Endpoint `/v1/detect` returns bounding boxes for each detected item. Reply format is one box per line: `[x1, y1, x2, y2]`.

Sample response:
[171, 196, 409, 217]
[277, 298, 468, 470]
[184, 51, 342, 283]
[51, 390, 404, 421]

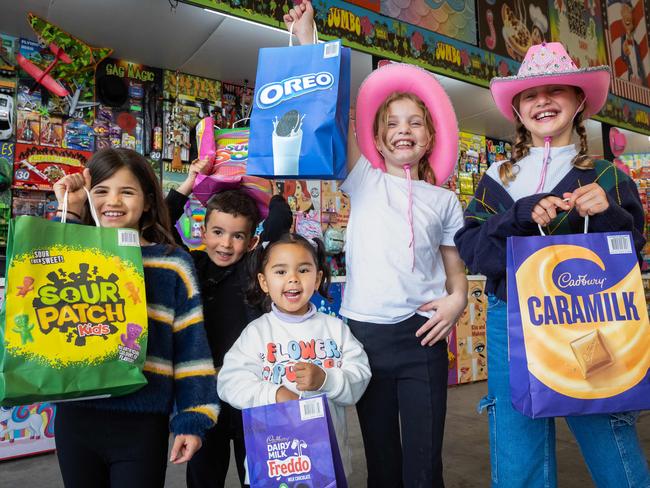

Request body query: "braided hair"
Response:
[497, 88, 594, 186]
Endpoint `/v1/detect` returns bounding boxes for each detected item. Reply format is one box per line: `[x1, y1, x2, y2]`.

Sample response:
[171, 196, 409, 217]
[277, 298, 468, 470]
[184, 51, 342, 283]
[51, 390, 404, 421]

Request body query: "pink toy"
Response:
[609, 127, 627, 157]
[193, 128, 272, 218]
[490, 42, 611, 122]
[355, 62, 459, 185]
[121, 323, 142, 351]
[16, 43, 71, 97]
[610, 127, 631, 175]
[196, 116, 216, 168]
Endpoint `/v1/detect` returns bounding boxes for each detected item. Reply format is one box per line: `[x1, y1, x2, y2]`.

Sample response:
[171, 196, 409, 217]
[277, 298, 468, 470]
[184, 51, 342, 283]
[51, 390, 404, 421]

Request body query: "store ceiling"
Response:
[1, 0, 648, 155]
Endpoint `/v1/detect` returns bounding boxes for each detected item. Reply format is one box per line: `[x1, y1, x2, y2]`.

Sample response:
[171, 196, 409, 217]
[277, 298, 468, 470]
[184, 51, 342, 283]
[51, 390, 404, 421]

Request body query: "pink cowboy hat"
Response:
[490, 42, 611, 122]
[355, 62, 458, 185]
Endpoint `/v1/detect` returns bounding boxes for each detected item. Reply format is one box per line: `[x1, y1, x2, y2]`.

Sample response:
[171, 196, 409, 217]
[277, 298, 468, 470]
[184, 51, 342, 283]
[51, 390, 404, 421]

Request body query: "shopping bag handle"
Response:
[538, 214, 589, 236]
[61, 187, 101, 227]
[288, 20, 318, 46]
[232, 117, 250, 127]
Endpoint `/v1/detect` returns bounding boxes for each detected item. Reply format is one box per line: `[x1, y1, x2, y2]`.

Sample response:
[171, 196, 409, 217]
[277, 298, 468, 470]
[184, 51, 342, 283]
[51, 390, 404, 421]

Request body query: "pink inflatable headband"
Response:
[355, 63, 459, 185]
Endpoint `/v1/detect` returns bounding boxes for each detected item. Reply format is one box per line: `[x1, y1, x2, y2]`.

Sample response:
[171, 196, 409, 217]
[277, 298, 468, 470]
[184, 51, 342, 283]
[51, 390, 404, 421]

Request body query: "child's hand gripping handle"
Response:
[56, 169, 100, 226]
[286, 1, 317, 46]
[538, 215, 589, 236]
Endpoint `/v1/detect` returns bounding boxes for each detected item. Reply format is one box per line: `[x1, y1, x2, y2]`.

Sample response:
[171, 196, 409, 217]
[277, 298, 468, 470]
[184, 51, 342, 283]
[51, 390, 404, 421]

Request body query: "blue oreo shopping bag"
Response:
[242, 395, 347, 487]
[248, 37, 350, 179]
[507, 224, 650, 418]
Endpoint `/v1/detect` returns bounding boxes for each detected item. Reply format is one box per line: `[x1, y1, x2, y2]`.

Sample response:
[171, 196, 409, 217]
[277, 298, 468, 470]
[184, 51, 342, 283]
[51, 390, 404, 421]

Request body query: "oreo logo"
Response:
[256, 72, 334, 109]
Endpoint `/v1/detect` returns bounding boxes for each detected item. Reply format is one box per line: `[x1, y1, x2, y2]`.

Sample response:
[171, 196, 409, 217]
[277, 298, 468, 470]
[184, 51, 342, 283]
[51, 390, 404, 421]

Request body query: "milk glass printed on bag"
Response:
[248, 40, 350, 179]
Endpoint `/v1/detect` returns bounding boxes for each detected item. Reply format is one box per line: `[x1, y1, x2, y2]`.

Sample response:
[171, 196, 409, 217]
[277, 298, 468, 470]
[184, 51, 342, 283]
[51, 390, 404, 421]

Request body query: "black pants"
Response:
[55, 404, 169, 488]
[186, 402, 247, 488]
[349, 315, 448, 488]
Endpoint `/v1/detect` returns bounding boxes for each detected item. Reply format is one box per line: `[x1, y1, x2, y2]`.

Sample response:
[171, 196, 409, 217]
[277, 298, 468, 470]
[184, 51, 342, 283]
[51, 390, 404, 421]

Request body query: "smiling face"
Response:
[621, 4, 634, 34]
[257, 243, 322, 315]
[90, 167, 149, 231]
[516, 85, 584, 147]
[202, 210, 256, 267]
[374, 96, 433, 178]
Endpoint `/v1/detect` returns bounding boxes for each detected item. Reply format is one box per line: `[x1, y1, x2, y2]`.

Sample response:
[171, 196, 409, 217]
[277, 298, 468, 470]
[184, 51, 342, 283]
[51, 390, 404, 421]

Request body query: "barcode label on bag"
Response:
[323, 41, 340, 59]
[300, 397, 324, 420]
[607, 235, 632, 254]
[118, 229, 139, 247]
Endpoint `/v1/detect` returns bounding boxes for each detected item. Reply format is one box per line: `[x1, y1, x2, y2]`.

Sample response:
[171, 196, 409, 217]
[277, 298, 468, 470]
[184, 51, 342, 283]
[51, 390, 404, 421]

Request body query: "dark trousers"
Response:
[55, 404, 169, 488]
[349, 314, 448, 488]
[186, 402, 247, 488]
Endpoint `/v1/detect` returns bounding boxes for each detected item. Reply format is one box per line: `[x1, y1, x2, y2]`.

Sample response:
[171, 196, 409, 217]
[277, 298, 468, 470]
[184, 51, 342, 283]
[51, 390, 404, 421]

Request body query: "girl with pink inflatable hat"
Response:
[455, 42, 649, 487]
[286, 3, 467, 486]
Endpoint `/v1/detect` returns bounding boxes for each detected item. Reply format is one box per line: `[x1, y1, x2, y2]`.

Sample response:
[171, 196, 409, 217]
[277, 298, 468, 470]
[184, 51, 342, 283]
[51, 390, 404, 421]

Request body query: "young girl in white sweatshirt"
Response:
[217, 233, 371, 476]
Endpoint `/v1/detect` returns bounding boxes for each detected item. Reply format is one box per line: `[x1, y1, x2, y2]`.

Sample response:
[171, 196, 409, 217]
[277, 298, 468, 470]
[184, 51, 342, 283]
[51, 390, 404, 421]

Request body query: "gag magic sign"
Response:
[507, 231, 650, 417]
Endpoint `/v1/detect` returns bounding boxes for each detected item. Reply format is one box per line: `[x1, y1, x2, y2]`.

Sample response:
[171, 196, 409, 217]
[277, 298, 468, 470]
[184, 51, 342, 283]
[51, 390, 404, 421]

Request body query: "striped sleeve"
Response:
[168, 250, 220, 437]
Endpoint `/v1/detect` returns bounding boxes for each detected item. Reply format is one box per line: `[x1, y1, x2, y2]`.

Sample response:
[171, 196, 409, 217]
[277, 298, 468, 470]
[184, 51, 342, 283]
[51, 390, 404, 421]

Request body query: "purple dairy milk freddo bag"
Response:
[242, 395, 347, 487]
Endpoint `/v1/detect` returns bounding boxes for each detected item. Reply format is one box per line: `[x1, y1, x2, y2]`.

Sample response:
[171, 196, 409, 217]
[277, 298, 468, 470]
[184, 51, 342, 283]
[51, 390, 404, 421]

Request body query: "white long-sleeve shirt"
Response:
[218, 309, 371, 476]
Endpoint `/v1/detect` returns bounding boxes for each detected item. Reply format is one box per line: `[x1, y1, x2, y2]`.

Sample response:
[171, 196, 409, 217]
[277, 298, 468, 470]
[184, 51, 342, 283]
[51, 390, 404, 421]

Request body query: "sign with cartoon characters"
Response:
[448, 277, 488, 385]
[185, 0, 650, 134]
[12, 144, 91, 191]
[0, 403, 56, 460]
[478, 0, 550, 61]
[606, 0, 650, 105]
[380, 0, 477, 45]
[549, 0, 608, 68]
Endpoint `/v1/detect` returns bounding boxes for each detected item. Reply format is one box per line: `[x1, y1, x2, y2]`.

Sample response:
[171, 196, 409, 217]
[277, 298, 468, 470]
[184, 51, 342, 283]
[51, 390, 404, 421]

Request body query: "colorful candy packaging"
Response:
[243, 395, 346, 487]
[0, 215, 148, 405]
[248, 40, 350, 179]
[193, 128, 272, 219]
[507, 229, 650, 418]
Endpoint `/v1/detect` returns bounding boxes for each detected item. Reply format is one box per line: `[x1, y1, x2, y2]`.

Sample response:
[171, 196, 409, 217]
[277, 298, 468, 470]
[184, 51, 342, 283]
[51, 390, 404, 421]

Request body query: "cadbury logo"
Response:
[256, 72, 334, 109]
[557, 273, 607, 290]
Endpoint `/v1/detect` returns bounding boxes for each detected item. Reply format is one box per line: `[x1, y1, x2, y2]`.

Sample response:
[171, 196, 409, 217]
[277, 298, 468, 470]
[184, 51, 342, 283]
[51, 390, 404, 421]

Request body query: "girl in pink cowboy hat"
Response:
[286, 2, 468, 486]
[455, 42, 649, 487]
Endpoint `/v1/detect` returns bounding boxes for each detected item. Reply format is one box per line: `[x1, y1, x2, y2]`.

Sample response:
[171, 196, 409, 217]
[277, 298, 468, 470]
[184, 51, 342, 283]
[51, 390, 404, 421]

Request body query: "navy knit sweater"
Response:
[454, 160, 646, 302]
[77, 244, 220, 437]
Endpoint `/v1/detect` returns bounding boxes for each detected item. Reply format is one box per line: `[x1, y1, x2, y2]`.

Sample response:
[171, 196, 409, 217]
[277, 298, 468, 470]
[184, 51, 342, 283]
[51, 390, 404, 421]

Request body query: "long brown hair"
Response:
[498, 88, 594, 186]
[373, 92, 437, 184]
[84, 148, 177, 246]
